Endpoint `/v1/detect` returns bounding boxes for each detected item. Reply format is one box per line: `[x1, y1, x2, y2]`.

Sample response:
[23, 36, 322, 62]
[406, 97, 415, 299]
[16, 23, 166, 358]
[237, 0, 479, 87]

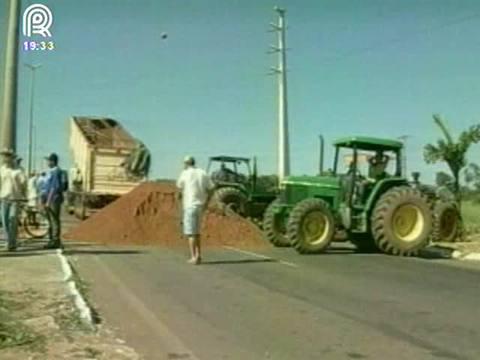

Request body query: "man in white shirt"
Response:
[0, 149, 26, 251]
[177, 156, 215, 264]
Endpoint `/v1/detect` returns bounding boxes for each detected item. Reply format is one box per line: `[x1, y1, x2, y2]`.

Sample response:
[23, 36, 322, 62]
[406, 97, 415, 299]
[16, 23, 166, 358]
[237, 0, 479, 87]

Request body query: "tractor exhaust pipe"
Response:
[319, 135, 324, 175]
[252, 156, 258, 190]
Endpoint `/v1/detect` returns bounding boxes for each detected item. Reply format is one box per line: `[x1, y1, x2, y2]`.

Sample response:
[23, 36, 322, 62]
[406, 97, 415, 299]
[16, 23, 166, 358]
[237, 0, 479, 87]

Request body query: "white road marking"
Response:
[452, 250, 480, 261]
[451, 250, 463, 259]
[223, 246, 299, 268]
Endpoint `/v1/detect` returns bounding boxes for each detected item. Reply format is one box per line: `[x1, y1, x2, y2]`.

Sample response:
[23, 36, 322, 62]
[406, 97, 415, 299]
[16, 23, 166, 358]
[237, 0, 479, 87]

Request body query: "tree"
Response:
[464, 163, 480, 191]
[424, 114, 480, 203]
[435, 171, 454, 188]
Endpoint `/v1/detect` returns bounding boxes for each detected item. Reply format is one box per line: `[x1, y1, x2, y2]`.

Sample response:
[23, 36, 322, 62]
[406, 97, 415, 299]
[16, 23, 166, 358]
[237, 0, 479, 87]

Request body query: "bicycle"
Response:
[16, 199, 49, 240]
[0, 199, 49, 249]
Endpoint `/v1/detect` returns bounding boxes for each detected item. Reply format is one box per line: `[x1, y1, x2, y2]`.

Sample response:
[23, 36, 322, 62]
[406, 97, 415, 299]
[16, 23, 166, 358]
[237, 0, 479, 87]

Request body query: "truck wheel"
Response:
[263, 199, 290, 247]
[214, 187, 247, 216]
[431, 201, 461, 243]
[74, 193, 87, 220]
[288, 198, 335, 254]
[372, 186, 432, 256]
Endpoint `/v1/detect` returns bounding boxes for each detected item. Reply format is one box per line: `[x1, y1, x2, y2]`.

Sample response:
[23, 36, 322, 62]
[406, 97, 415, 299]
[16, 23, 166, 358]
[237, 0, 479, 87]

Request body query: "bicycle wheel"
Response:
[23, 208, 49, 239]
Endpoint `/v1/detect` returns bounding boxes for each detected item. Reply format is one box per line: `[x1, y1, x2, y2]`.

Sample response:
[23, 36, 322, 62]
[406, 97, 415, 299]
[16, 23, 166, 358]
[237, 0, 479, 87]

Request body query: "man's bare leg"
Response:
[194, 235, 202, 264]
[187, 236, 196, 263]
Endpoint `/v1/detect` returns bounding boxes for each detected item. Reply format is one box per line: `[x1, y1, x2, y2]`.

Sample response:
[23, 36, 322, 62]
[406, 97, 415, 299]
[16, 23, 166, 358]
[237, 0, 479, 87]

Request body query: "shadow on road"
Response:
[64, 249, 144, 256]
[202, 258, 276, 265]
[0, 250, 46, 258]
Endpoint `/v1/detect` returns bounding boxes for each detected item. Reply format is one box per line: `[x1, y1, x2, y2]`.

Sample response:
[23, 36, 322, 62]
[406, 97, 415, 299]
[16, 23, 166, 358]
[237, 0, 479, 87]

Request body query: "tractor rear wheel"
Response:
[288, 198, 335, 254]
[431, 201, 461, 243]
[371, 186, 432, 256]
[263, 199, 290, 247]
[214, 187, 247, 216]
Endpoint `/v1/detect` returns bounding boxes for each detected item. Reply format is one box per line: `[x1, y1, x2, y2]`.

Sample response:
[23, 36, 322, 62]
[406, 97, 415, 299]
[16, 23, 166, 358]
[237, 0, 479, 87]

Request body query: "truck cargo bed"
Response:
[70, 116, 141, 195]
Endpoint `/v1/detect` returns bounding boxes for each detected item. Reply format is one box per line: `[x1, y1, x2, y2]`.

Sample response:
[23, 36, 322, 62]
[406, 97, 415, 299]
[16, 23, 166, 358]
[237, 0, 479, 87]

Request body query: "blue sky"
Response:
[1, 0, 480, 181]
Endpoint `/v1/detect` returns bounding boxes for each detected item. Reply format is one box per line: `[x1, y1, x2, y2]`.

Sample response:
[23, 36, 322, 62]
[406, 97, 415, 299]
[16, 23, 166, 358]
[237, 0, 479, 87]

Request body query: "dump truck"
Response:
[67, 116, 150, 219]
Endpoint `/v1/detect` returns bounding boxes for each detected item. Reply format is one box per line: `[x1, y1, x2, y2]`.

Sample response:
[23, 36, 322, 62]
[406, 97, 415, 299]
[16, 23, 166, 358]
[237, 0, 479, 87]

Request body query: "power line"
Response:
[317, 12, 480, 66]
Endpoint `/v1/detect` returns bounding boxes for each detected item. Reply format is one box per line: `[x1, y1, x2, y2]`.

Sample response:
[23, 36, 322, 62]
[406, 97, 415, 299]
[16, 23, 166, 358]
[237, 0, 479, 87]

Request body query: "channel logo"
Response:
[22, 3, 53, 38]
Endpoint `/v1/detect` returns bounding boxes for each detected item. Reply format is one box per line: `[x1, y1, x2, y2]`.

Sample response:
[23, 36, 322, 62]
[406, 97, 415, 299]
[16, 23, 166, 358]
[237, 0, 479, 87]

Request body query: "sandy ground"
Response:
[0, 248, 141, 360]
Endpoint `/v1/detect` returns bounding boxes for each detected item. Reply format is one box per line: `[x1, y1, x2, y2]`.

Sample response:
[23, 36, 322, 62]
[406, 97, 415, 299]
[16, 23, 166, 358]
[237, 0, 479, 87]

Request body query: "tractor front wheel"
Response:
[431, 201, 461, 243]
[372, 186, 432, 256]
[288, 198, 335, 254]
[263, 199, 290, 247]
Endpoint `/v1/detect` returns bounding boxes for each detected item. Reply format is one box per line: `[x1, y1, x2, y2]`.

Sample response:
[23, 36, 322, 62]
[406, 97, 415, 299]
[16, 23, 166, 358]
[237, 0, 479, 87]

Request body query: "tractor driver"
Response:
[355, 151, 390, 204]
[368, 151, 390, 180]
[216, 163, 237, 182]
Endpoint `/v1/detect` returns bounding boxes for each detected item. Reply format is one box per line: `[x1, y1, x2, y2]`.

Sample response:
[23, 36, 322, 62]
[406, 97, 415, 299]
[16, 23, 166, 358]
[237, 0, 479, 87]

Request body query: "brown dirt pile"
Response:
[64, 182, 267, 249]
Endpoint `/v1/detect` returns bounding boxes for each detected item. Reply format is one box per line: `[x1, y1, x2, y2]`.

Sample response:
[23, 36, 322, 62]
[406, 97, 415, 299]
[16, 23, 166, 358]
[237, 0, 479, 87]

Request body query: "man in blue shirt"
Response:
[41, 153, 64, 249]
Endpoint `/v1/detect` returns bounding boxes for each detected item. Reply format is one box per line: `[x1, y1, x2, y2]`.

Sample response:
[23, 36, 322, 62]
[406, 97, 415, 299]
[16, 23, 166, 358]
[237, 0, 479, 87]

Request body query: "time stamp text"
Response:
[23, 41, 56, 51]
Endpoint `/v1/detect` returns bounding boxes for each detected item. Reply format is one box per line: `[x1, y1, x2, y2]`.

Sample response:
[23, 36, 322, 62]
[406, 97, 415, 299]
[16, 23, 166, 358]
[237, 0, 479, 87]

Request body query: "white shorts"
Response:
[183, 206, 203, 236]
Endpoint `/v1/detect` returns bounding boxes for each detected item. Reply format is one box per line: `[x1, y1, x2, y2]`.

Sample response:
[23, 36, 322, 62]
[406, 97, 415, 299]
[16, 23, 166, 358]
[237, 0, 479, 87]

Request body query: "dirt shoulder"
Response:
[0, 249, 140, 360]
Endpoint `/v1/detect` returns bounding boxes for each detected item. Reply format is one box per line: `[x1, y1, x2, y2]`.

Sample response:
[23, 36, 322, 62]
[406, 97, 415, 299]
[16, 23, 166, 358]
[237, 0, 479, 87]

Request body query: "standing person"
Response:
[0, 149, 26, 251]
[27, 172, 39, 208]
[41, 153, 66, 249]
[37, 171, 48, 196]
[176, 156, 214, 265]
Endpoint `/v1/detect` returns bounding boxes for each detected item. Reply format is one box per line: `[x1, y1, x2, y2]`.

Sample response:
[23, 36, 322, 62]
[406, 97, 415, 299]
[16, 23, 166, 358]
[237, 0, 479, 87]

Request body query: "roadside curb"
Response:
[418, 245, 480, 261]
[418, 246, 455, 259]
[56, 249, 95, 328]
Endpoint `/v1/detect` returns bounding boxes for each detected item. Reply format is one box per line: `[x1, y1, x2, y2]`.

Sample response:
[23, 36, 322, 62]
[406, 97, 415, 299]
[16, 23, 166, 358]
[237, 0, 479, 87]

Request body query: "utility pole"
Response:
[0, 0, 20, 152]
[269, 6, 290, 183]
[32, 124, 37, 171]
[24, 63, 42, 175]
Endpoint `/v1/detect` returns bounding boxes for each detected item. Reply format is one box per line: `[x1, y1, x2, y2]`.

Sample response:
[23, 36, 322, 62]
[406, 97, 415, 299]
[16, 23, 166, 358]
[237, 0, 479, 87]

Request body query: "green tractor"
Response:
[207, 156, 277, 220]
[263, 136, 461, 255]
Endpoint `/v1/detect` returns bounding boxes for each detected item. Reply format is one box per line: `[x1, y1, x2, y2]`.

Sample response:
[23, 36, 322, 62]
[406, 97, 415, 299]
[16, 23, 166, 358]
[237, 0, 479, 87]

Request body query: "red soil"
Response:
[64, 182, 267, 249]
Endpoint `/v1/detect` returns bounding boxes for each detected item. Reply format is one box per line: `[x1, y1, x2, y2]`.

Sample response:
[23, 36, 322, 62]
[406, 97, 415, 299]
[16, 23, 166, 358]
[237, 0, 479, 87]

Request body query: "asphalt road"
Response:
[67, 243, 480, 360]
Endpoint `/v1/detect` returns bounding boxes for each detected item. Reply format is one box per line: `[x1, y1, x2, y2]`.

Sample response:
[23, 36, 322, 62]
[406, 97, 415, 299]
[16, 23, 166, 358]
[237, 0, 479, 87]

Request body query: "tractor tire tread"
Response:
[288, 198, 335, 254]
[263, 199, 290, 247]
[371, 186, 432, 256]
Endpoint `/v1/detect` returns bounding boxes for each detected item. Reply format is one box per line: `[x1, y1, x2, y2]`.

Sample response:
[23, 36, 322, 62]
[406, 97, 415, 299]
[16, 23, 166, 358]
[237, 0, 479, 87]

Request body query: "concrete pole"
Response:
[32, 124, 36, 171]
[25, 63, 42, 175]
[0, 0, 20, 152]
[274, 7, 290, 183]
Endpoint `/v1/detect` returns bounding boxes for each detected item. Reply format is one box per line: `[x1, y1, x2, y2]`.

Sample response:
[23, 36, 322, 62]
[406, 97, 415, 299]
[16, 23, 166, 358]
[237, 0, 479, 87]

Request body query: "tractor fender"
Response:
[215, 184, 248, 196]
[364, 178, 408, 215]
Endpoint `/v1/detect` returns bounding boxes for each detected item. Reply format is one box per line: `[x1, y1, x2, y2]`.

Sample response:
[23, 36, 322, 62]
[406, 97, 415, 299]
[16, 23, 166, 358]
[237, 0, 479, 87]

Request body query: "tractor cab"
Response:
[333, 137, 404, 209]
[207, 155, 253, 191]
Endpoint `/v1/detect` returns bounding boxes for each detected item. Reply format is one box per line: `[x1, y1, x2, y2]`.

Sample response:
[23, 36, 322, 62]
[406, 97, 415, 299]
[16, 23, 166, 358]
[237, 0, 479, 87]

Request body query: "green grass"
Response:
[461, 201, 480, 234]
[0, 291, 45, 351]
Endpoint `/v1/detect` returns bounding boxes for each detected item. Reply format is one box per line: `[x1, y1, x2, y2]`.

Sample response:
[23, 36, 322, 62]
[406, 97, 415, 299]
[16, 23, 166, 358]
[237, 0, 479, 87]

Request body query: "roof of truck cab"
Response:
[333, 136, 403, 151]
